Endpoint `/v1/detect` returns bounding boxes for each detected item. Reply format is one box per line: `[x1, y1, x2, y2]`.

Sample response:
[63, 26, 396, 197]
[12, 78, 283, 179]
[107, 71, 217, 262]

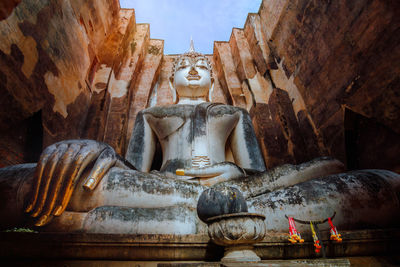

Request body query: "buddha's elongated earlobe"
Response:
[208, 77, 214, 102]
[169, 76, 178, 104]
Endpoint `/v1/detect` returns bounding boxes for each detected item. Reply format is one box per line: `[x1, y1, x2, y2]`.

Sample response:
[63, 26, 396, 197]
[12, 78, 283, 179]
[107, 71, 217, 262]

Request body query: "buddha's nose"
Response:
[189, 65, 198, 75]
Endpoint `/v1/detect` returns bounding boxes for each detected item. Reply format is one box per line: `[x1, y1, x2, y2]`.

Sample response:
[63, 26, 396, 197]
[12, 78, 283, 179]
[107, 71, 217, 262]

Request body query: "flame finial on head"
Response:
[182, 38, 202, 58]
[189, 37, 195, 53]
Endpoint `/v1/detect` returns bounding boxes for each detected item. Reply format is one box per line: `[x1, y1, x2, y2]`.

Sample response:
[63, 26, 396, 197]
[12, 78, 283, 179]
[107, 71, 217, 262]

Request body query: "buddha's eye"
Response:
[177, 64, 188, 70]
[196, 65, 208, 70]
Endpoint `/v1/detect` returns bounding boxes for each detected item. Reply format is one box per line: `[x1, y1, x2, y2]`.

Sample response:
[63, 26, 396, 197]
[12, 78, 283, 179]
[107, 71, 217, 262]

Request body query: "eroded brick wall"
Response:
[211, 0, 400, 171]
[0, 0, 119, 166]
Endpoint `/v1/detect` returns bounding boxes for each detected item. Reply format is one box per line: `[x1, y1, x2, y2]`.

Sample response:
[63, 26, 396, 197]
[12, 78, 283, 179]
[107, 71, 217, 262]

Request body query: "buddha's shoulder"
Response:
[208, 103, 247, 116]
[140, 103, 247, 118]
[141, 104, 195, 118]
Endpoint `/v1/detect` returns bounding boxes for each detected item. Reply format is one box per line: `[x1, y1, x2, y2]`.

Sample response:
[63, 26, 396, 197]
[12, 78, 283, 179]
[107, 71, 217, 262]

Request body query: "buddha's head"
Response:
[169, 41, 214, 104]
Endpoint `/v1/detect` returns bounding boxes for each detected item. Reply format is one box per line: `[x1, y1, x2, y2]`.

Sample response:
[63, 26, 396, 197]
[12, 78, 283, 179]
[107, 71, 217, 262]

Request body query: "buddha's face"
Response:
[172, 56, 213, 99]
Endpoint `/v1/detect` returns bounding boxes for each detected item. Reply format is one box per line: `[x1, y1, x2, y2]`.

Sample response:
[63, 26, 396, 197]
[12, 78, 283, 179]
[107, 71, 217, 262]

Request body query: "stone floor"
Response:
[3, 257, 400, 267]
[1, 229, 399, 266]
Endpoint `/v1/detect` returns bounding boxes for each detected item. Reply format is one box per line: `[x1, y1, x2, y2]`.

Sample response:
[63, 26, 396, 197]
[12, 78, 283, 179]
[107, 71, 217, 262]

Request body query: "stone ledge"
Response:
[0, 229, 399, 261]
[3, 257, 400, 267]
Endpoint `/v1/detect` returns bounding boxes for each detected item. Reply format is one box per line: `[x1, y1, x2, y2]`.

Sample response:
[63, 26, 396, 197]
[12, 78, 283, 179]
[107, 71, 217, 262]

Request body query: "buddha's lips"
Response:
[187, 75, 200, 80]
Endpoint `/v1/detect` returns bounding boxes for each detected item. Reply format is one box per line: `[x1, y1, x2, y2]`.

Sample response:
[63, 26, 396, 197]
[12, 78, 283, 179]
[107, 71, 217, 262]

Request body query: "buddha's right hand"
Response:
[176, 162, 246, 186]
[24, 139, 125, 226]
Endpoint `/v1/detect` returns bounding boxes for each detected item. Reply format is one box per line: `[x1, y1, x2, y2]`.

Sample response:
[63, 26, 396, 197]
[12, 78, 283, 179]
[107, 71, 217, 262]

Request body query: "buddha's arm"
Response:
[125, 111, 156, 172]
[229, 109, 266, 172]
[25, 139, 134, 226]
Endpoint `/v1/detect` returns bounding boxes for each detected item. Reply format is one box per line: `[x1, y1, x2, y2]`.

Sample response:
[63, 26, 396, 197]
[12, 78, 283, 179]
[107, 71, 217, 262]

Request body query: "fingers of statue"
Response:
[25, 145, 57, 213]
[176, 162, 245, 186]
[198, 173, 238, 187]
[177, 162, 244, 178]
[34, 143, 81, 226]
[51, 143, 104, 217]
[25, 139, 119, 226]
[178, 165, 223, 178]
[83, 147, 116, 191]
[30, 143, 69, 218]
[24, 139, 113, 227]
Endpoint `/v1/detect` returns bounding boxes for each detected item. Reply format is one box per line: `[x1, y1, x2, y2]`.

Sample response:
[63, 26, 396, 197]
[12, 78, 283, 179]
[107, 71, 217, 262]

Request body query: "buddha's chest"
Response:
[143, 104, 242, 171]
[144, 110, 239, 144]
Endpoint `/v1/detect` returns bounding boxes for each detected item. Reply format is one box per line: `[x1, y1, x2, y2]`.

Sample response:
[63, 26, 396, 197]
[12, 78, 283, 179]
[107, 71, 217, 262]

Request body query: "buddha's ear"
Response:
[208, 77, 214, 102]
[169, 76, 178, 104]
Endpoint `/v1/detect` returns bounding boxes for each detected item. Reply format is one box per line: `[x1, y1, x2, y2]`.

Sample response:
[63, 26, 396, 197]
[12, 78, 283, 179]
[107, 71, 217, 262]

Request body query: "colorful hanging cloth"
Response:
[310, 221, 322, 253]
[288, 217, 304, 244]
[328, 217, 342, 242]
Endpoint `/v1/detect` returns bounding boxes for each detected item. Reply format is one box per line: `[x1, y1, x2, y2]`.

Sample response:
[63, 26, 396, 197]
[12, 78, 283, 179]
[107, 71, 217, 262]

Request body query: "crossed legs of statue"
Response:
[0, 157, 399, 233]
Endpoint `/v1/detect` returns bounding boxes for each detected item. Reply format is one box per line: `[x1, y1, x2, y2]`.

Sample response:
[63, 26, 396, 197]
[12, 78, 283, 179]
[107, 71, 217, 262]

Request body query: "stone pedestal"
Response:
[222, 246, 261, 262]
[206, 213, 266, 262]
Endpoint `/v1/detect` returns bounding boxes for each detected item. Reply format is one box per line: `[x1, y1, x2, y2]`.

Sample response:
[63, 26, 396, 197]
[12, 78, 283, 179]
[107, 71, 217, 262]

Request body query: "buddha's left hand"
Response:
[176, 162, 246, 186]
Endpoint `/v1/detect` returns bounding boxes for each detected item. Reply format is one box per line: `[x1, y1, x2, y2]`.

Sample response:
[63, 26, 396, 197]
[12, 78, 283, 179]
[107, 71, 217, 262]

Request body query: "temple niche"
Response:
[0, 0, 400, 265]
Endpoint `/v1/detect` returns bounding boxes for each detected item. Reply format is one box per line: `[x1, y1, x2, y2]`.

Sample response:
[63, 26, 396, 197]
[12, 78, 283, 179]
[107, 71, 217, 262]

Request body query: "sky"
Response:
[119, 0, 262, 55]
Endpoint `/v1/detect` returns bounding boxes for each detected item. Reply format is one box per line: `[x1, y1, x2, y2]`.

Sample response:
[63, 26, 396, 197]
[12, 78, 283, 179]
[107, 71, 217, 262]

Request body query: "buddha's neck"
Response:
[177, 97, 207, 105]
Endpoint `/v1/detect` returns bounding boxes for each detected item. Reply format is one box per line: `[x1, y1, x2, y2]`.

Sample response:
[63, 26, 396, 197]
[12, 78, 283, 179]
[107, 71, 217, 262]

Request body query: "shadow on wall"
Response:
[344, 108, 400, 173]
[23, 110, 43, 163]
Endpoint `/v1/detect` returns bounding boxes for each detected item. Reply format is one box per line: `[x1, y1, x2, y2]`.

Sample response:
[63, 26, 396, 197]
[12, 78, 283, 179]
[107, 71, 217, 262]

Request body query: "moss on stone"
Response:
[4, 227, 37, 233]
[130, 41, 136, 54]
[148, 45, 161, 55]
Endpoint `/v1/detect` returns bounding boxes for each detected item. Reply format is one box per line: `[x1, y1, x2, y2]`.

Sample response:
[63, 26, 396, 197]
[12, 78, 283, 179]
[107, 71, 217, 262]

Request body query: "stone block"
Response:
[103, 23, 150, 154]
[82, 64, 112, 140]
[270, 88, 309, 163]
[213, 42, 246, 108]
[156, 55, 176, 106]
[259, 0, 290, 40]
[208, 55, 229, 104]
[244, 13, 277, 75]
[229, 28, 256, 82]
[126, 39, 164, 151]
[297, 110, 323, 160]
[250, 103, 292, 168]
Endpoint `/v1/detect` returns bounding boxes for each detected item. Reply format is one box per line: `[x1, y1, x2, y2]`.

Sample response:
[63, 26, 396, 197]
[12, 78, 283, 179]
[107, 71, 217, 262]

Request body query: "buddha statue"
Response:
[0, 44, 399, 234]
